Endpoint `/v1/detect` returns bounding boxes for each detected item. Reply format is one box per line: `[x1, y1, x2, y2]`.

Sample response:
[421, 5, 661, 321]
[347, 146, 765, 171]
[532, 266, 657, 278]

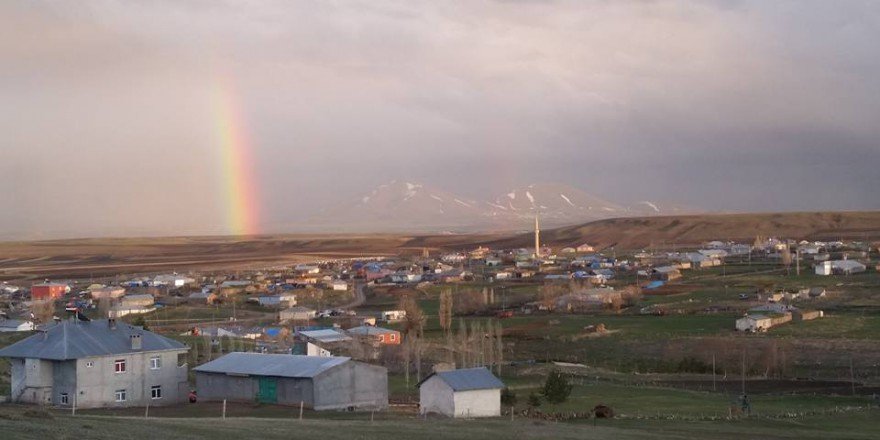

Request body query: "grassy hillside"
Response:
[482, 211, 880, 250]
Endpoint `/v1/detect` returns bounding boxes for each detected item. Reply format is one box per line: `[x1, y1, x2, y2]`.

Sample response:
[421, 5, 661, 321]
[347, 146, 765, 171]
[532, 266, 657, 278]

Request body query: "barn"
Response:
[194, 352, 387, 410]
[418, 367, 504, 418]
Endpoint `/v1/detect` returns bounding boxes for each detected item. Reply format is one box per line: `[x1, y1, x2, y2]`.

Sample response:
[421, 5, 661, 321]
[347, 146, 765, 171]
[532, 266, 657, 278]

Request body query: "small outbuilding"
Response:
[418, 367, 504, 418]
[194, 352, 387, 410]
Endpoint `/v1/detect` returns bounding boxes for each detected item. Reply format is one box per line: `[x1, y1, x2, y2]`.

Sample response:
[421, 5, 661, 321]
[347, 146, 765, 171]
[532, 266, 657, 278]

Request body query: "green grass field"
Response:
[0, 405, 877, 440]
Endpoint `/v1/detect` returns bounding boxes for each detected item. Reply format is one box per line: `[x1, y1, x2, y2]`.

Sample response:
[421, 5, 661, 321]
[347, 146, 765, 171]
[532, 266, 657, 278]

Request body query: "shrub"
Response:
[542, 370, 572, 404]
[501, 388, 517, 407]
[527, 392, 542, 408]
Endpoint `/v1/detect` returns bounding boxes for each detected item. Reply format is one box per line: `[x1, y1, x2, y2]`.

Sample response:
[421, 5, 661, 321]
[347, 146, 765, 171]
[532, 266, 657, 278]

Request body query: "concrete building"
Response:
[736, 314, 773, 332]
[194, 352, 387, 410]
[346, 326, 400, 345]
[280, 306, 316, 322]
[89, 286, 126, 300]
[418, 367, 504, 418]
[30, 283, 68, 300]
[0, 319, 189, 408]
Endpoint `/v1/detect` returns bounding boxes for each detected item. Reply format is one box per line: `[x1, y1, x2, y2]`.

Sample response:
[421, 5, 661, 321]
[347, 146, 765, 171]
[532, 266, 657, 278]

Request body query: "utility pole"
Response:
[850, 358, 856, 396]
[712, 353, 717, 392]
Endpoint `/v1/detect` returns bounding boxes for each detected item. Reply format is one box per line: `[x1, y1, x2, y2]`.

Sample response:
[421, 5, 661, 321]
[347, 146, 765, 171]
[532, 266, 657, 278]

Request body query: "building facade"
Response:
[0, 319, 189, 408]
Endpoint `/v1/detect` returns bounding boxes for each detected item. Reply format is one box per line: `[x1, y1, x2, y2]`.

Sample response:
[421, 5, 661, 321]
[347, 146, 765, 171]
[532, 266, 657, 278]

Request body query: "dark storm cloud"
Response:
[1, 1, 878, 238]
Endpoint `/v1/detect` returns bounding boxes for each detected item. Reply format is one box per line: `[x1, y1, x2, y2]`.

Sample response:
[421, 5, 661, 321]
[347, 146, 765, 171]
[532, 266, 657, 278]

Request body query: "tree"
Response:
[131, 315, 148, 330]
[438, 288, 453, 334]
[399, 293, 425, 337]
[527, 392, 542, 408]
[501, 387, 517, 407]
[31, 299, 55, 323]
[542, 370, 572, 404]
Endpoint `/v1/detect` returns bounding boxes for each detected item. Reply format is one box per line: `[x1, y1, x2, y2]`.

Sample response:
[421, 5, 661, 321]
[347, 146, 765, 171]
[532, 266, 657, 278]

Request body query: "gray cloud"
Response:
[1, 0, 878, 238]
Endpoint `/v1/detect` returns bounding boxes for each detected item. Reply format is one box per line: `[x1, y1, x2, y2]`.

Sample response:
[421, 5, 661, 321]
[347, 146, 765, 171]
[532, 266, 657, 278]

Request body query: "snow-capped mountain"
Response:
[487, 183, 625, 222]
[305, 181, 701, 232]
[309, 180, 486, 230]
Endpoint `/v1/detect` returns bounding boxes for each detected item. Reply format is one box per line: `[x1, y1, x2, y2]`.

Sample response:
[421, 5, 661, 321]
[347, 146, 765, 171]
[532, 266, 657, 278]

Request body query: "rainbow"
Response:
[211, 77, 260, 236]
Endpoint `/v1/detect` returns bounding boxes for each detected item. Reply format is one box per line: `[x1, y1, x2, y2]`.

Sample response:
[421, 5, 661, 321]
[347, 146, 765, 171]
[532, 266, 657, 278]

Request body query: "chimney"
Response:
[108, 318, 117, 330]
[130, 333, 142, 351]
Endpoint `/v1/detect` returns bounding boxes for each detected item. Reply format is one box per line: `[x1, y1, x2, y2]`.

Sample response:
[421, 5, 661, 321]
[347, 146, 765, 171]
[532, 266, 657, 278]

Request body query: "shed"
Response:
[418, 367, 504, 418]
[194, 353, 387, 410]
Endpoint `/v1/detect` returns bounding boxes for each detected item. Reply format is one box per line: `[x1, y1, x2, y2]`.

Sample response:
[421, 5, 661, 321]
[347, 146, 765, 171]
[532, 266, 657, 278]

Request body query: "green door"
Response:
[258, 377, 277, 403]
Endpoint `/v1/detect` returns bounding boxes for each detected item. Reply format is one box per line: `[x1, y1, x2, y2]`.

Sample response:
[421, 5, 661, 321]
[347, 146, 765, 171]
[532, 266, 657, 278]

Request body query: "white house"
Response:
[735, 314, 773, 332]
[0, 319, 36, 332]
[330, 280, 348, 291]
[816, 260, 867, 276]
[418, 367, 504, 418]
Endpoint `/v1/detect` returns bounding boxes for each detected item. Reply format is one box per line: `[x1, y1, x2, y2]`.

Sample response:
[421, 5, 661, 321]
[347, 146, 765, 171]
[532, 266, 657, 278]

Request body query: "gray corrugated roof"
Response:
[0, 319, 186, 360]
[419, 367, 505, 391]
[299, 329, 351, 343]
[194, 352, 350, 378]
[346, 326, 397, 336]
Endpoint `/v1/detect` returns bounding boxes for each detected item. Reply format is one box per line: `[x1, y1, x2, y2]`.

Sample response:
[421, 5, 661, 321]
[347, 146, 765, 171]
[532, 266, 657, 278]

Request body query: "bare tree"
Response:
[31, 299, 55, 323]
[438, 288, 453, 334]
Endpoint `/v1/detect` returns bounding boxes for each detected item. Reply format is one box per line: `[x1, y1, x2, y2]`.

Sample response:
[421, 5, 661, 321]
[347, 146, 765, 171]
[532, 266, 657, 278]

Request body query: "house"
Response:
[153, 275, 194, 288]
[346, 326, 400, 345]
[0, 319, 189, 408]
[816, 260, 867, 276]
[0, 319, 36, 332]
[381, 310, 406, 322]
[295, 265, 321, 274]
[194, 352, 387, 410]
[651, 266, 681, 281]
[298, 329, 352, 345]
[188, 290, 219, 304]
[418, 367, 505, 418]
[31, 283, 69, 300]
[330, 280, 348, 291]
[280, 306, 317, 322]
[736, 314, 773, 332]
[108, 294, 157, 318]
[89, 286, 126, 300]
[390, 273, 422, 284]
[576, 243, 595, 253]
[249, 294, 297, 307]
[485, 257, 503, 267]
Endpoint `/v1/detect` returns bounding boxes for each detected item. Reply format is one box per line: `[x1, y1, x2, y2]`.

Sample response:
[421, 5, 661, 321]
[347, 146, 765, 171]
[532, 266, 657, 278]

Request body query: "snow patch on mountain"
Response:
[560, 194, 575, 207]
[640, 201, 661, 213]
[525, 191, 535, 204]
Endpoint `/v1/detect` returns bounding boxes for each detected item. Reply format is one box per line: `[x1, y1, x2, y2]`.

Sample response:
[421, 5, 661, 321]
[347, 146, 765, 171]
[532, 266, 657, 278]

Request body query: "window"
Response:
[151, 385, 162, 400]
[86, 361, 93, 368]
[114, 359, 126, 373]
[150, 356, 161, 370]
[60, 393, 69, 405]
[390, 333, 396, 341]
[115, 389, 126, 402]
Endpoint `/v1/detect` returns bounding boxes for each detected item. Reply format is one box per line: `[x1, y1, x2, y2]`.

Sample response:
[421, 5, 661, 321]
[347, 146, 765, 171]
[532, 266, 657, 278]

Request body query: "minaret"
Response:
[534, 213, 541, 258]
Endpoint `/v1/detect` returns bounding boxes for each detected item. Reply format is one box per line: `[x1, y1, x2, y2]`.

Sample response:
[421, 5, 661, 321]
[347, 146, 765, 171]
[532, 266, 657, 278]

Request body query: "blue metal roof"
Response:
[420, 367, 505, 391]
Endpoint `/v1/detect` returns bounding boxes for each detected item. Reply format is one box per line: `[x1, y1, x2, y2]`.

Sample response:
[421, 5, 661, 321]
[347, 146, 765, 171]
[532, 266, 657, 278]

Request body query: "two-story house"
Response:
[0, 318, 189, 408]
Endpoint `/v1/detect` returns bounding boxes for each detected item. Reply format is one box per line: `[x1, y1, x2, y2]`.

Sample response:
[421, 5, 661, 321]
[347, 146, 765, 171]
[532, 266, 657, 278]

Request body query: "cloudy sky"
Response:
[1, 1, 879, 239]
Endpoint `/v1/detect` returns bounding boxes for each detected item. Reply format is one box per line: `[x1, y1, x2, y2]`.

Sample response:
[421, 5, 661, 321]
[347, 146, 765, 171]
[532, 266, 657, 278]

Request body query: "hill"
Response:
[479, 211, 880, 251]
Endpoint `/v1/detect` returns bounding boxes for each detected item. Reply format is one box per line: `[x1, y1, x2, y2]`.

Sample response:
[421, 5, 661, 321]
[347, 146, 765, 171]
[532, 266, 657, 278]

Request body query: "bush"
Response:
[501, 387, 517, 407]
[527, 392, 542, 408]
[542, 370, 572, 404]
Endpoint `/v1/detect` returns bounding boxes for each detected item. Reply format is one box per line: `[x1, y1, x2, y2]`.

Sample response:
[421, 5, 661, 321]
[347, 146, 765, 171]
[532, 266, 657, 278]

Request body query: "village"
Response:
[1, 223, 879, 430]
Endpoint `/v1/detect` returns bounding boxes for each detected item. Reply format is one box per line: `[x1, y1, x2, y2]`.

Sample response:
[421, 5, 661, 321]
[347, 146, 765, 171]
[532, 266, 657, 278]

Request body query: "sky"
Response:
[1, 1, 879, 239]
